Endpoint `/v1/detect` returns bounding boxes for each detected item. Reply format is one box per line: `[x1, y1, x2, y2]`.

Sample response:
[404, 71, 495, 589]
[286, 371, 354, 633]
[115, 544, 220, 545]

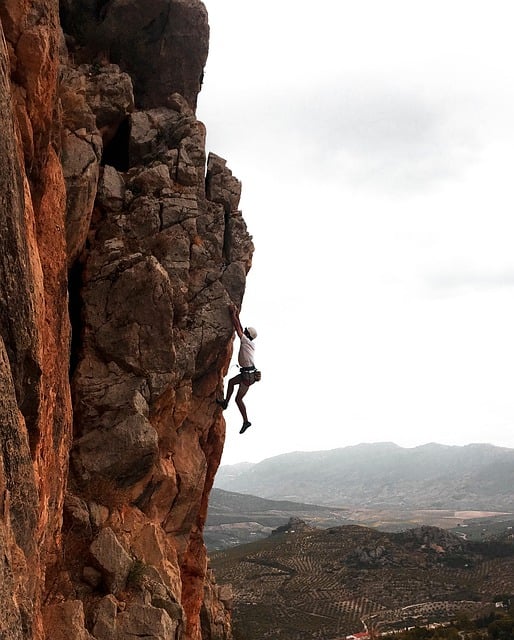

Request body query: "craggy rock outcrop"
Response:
[0, 1, 252, 639]
[59, 0, 209, 109]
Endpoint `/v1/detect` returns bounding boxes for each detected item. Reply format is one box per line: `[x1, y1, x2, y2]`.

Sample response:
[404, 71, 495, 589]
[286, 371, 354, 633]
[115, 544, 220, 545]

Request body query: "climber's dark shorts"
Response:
[240, 367, 261, 386]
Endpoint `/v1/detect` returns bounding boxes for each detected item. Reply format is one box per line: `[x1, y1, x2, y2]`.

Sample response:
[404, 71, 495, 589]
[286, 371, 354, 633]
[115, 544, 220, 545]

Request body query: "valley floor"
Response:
[210, 524, 514, 640]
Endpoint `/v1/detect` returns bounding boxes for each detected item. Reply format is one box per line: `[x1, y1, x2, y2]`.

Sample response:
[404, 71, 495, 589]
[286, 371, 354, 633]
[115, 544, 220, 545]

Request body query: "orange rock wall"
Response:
[0, 1, 71, 637]
[0, 1, 251, 638]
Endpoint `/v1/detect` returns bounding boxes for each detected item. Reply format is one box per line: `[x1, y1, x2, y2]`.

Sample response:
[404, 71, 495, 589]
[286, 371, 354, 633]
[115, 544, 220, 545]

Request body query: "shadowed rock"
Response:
[60, 0, 209, 110]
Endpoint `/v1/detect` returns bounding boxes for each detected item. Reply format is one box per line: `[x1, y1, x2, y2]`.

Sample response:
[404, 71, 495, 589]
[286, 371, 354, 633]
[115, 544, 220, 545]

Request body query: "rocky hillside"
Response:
[215, 443, 514, 510]
[211, 522, 514, 640]
[0, 2, 251, 639]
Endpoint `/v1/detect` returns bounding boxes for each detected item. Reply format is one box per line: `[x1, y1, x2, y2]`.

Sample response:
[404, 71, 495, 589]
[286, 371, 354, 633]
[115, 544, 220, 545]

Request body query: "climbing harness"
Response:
[240, 366, 262, 386]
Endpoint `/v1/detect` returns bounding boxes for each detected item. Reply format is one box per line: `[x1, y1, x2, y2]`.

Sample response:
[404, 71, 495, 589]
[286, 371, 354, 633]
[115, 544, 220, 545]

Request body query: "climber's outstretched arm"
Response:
[229, 304, 243, 338]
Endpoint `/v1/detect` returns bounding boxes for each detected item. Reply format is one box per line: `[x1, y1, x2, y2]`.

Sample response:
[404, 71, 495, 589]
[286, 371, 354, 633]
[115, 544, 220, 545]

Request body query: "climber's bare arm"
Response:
[229, 304, 244, 338]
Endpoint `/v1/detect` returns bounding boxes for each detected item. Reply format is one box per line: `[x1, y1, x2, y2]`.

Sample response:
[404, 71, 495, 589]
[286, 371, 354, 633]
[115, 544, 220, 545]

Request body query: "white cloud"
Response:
[424, 269, 514, 295]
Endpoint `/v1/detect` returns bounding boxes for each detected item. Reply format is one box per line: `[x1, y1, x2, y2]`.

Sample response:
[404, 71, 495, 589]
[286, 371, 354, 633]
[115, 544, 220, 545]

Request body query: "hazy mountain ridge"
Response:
[205, 488, 353, 549]
[208, 488, 349, 517]
[215, 442, 514, 509]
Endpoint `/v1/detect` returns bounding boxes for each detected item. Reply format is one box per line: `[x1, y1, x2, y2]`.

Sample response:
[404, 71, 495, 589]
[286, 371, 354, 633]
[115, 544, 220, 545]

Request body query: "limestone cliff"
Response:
[0, 1, 252, 639]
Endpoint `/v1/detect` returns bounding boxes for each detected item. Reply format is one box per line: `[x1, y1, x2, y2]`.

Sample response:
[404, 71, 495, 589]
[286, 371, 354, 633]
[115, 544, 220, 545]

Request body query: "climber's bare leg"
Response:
[235, 383, 250, 423]
[225, 374, 242, 406]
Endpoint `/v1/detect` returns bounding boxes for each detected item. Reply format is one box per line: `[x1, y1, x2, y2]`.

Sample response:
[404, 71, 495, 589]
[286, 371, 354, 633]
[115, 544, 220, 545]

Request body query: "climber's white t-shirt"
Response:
[238, 333, 255, 368]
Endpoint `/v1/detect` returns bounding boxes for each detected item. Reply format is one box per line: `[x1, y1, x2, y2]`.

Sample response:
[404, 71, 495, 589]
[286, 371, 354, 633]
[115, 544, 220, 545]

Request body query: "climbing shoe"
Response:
[216, 398, 228, 410]
[239, 421, 251, 434]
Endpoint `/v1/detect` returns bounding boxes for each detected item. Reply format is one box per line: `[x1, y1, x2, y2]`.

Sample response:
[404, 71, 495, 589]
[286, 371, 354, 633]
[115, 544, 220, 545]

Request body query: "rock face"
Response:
[0, 1, 252, 639]
[60, 0, 209, 109]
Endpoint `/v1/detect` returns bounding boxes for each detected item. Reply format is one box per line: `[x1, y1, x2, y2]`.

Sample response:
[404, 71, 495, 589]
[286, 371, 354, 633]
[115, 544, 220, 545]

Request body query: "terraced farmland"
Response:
[210, 524, 514, 640]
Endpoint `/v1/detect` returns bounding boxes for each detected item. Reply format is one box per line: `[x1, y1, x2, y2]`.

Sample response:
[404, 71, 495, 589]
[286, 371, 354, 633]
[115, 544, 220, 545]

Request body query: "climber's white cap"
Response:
[245, 327, 257, 340]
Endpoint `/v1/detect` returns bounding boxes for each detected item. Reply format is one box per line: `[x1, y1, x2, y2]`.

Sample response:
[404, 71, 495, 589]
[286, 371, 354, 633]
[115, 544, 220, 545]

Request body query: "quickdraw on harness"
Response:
[240, 365, 262, 386]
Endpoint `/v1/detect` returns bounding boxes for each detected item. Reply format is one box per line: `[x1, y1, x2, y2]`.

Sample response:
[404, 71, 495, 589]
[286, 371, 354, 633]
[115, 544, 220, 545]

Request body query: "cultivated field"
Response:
[210, 523, 514, 640]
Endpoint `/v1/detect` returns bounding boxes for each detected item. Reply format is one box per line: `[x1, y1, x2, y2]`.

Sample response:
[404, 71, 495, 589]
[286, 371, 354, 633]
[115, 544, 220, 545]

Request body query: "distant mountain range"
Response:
[214, 442, 514, 510]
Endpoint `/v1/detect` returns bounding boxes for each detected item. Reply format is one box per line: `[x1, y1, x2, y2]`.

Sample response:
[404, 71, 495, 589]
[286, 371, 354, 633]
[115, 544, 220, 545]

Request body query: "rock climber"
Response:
[217, 304, 259, 434]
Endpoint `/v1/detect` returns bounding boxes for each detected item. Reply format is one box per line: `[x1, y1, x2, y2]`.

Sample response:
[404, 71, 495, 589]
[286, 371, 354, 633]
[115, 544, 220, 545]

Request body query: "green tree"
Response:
[488, 616, 514, 639]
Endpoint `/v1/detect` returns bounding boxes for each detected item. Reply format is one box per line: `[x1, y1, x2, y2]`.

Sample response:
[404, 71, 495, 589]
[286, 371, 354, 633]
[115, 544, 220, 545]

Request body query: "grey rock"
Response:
[226, 211, 254, 267]
[73, 413, 158, 485]
[91, 595, 118, 640]
[128, 105, 206, 187]
[129, 164, 172, 195]
[88, 501, 110, 529]
[166, 92, 192, 114]
[59, 65, 97, 132]
[61, 1, 208, 108]
[84, 64, 134, 131]
[117, 603, 179, 639]
[129, 111, 158, 165]
[90, 256, 175, 388]
[164, 148, 179, 173]
[62, 131, 100, 263]
[218, 584, 233, 610]
[206, 152, 242, 213]
[97, 165, 125, 211]
[100, 0, 208, 109]
[72, 361, 150, 434]
[90, 528, 133, 594]
[151, 596, 184, 624]
[161, 192, 199, 227]
[61, 132, 100, 182]
[221, 262, 247, 303]
[91, 596, 180, 640]
[201, 570, 232, 640]
[63, 493, 91, 533]
[177, 144, 197, 185]
[125, 197, 162, 238]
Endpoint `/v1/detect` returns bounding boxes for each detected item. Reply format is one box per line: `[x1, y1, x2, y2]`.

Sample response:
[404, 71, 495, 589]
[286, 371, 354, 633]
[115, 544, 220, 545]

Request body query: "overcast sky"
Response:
[197, 0, 514, 465]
